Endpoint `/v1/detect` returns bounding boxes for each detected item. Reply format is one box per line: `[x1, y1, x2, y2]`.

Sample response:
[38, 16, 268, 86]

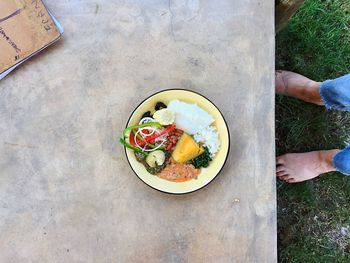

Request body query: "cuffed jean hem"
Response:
[320, 74, 350, 111]
[333, 145, 350, 176]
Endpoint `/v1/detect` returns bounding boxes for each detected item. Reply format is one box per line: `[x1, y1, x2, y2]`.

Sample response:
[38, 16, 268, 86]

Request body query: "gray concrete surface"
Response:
[0, 0, 276, 262]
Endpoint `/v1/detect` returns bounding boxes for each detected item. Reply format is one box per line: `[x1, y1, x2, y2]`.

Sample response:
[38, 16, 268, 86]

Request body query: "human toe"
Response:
[277, 170, 288, 177]
[286, 178, 297, 183]
[278, 174, 291, 181]
[276, 165, 285, 173]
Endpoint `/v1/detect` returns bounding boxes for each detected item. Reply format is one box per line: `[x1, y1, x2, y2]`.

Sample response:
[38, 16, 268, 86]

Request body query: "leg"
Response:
[276, 71, 350, 110]
[275, 70, 323, 105]
[333, 145, 350, 176]
[320, 74, 350, 111]
[276, 149, 339, 183]
[275, 72, 350, 182]
[276, 147, 350, 182]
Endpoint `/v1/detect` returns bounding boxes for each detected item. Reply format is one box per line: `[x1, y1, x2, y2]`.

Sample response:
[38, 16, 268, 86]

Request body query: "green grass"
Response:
[276, 0, 350, 261]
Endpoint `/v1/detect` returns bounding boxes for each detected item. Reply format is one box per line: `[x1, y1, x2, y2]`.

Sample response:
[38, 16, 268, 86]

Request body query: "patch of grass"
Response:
[278, 175, 350, 262]
[276, 0, 350, 80]
[276, 0, 350, 262]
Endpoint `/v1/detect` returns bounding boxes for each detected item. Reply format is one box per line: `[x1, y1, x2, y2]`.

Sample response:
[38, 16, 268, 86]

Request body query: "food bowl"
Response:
[123, 89, 230, 194]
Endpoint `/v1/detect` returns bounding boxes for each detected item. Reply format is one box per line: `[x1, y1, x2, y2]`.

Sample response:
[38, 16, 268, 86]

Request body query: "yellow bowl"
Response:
[124, 89, 230, 194]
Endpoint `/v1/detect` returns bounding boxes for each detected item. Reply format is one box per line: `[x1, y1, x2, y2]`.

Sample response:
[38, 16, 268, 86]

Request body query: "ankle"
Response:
[318, 149, 339, 172]
[306, 80, 324, 105]
[307, 80, 321, 90]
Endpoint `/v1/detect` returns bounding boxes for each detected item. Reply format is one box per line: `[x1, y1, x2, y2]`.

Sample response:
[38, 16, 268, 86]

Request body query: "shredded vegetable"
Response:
[132, 129, 157, 148]
[123, 122, 162, 139]
[145, 124, 176, 143]
[139, 126, 156, 137]
[119, 138, 149, 156]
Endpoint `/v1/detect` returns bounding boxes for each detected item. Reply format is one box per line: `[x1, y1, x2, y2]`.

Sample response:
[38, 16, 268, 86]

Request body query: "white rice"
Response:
[194, 126, 220, 155]
[167, 100, 220, 155]
[167, 100, 214, 135]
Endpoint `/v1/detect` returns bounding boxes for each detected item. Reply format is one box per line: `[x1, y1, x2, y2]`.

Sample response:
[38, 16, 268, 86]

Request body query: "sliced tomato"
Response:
[129, 130, 136, 146]
[145, 124, 176, 143]
[129, 129, 147, 147]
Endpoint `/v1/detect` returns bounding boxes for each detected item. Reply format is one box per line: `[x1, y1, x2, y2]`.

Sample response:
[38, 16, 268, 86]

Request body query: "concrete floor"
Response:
[0, 0, 276, 262]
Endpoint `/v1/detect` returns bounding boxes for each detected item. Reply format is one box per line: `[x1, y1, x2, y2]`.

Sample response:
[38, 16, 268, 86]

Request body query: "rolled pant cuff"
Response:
[333, 145, 350, 176]
[320, 74, 350, 111]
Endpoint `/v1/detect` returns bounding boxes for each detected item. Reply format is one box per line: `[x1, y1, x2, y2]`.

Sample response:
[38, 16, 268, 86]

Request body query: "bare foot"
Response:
[275, 70, 324, 105]
[276, 150, 339, 183]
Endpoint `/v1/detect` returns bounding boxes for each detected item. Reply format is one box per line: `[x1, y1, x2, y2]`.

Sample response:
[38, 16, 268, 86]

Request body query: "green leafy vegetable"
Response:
[189, 147, 212, 168]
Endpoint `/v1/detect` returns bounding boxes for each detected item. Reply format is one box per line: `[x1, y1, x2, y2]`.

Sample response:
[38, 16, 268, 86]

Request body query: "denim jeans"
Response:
[320, 74, 350, 175]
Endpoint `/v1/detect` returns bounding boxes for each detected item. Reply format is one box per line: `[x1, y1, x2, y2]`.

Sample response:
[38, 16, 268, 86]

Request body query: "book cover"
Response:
[0, 0, 62, 75]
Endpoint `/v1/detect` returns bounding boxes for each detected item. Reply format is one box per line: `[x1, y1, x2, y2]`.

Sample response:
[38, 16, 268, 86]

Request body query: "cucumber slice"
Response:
[153, 109, 175, 125]
[146, 150, 166, 168]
